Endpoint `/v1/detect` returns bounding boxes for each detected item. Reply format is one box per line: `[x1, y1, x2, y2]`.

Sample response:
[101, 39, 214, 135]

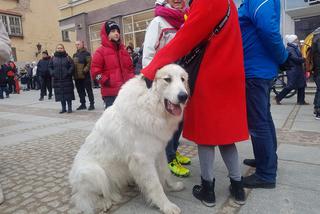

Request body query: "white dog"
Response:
[69, 64, 189, 214]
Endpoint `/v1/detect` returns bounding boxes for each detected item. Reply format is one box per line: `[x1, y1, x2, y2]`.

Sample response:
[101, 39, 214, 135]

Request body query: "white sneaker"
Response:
[0, 184, 4, 204]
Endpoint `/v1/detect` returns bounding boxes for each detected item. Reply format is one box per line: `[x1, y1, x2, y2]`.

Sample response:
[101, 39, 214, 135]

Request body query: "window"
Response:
[122, 10, 154, 48]
[89, 22, 103, 53]
[0, 14, 23, 36]
[62, 30, 70, 42]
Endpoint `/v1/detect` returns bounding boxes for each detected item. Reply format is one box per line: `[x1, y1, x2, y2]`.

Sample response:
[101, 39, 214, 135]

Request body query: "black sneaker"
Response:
[192, 177, 215, 207]
[229, 178, 246, 205]
[315, 112, 320, 120]
[59, 110, 66, 114]
[243, 174, 275, 189]
[243, 159, 256, 167]
[39, 97, 44, 101]
[76, 104, 86, 110]
[88, 105, 95, 111]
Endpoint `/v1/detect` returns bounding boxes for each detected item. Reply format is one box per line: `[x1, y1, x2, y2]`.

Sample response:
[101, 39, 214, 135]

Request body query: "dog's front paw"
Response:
[167, 181, 184, 192]
[162, 202, 181, 214]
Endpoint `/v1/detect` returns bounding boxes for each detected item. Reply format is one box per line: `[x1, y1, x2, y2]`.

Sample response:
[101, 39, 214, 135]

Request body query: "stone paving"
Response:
[0, 90, 319, 214]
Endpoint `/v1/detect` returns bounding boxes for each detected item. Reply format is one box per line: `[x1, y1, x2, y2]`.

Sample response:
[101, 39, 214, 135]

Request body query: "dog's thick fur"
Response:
[69, 64, 189, 214]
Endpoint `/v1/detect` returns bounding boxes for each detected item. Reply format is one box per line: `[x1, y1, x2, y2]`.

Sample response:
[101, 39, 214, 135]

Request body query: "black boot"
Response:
[192, 177, 215, 207]
[39, 97, 44, 101]
[88, 104, 95, 111]
[243, 159, 256, 167]
[76, 104, 86, 110]
[229, 178, 246, 205]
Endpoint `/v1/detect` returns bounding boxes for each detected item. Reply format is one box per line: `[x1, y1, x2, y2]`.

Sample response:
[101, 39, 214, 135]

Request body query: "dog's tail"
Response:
[69, 162, 118, 213]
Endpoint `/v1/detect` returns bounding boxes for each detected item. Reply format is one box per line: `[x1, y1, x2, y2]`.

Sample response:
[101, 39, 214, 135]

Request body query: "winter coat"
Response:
[0, 64, 8, 86]
[91, 24, 134, 97]
[37, 57, 51, 78]
[0, 21, 11, 65]
[312, 34, 320, 76]
[49, 51, 75, 102]
[141, 0, 249, 146]
[238, 0, 288, 79]
[143, 16, 177, 67]
[73, 48, 91, 80]
[286, 43, 306, 89]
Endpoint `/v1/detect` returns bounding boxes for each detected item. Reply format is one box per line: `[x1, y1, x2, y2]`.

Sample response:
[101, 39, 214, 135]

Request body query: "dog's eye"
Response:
[181, 77, 185, 82]
[164, 77, 171, 83]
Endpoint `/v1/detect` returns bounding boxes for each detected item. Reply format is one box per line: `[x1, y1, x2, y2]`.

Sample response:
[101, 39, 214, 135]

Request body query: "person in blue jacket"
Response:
[238, 0, 291, 188]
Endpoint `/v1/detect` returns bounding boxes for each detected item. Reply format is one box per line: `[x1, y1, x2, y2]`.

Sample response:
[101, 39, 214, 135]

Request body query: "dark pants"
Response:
[246, 78, 278, 183]
[7, 77, 15, 93]
[61, 100, 72, 111]
[75, 77, 94, 106]
[103, 96, 116, 109]
[40, 76, 52, 98]
[0, 85, 9, 98]
[276, 86, 306, 104]
[165, 122, 183, 162]
[313, 75, 320, 110]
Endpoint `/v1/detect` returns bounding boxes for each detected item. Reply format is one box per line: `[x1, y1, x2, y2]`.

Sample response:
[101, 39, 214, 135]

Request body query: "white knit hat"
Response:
[285, 34, 298, 44]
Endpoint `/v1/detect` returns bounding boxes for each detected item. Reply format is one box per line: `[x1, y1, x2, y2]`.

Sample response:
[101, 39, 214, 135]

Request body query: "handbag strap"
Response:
[209, 0, 231, 40]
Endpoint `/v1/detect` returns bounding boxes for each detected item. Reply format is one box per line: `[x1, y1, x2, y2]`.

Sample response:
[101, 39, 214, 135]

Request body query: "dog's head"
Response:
[153, 64, 189, 117]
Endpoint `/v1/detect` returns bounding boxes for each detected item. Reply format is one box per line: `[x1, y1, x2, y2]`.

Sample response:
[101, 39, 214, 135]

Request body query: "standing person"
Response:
[312, 33, 320, 119]
[238, 0, 291, 188]
[37, 50, 52, 101]
[0, 18, 11, 204]
[73, 40, 95, 110]
[91, 21, 134, 109]
[6, 61, 17, 94]
[0, 64, 9, 99]
[25, 64, 32, 91]
[143, 0, 191, 177]
[275, 35, 308, 105]
[49, 44, 75, 113]
[141, 0, 248, 206]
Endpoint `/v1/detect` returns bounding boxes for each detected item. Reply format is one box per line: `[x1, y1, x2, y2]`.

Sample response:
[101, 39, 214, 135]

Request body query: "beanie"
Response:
[285, 35, 298, 44]
[105, 21, 120, 35]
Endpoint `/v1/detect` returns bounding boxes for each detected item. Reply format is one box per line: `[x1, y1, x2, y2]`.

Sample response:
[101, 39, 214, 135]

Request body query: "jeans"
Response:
[246, 78, 278, 183]
[313, 75, 320, 110]
[75, 77, 94, 106]
[103, 96, 116, 109]
[61, 100, 72, 111]
[165, 122, 183, 162]
[40, 76, 52, 98]
[0, 85, 9, 98]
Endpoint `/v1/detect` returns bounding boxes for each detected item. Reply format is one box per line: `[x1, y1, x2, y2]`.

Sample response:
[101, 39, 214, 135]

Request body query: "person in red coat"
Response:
[141, 0, 248, 206]
[91, 21, 134, 108]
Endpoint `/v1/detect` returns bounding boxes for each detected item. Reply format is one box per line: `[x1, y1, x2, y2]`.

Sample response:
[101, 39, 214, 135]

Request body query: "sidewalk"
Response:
[0, 89, 319, 214]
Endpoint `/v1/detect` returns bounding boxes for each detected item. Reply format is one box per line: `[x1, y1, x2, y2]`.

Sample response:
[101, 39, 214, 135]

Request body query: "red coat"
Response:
[91, 24, 134, 97]
[141, 0, 248, 146]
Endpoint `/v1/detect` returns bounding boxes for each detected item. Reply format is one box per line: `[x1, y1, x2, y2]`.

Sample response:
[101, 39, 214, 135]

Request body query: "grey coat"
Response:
[0, 21, 11, 65]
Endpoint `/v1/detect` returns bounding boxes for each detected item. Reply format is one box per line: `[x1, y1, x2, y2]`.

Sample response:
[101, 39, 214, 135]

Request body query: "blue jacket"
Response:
[238, 0, 288, 79]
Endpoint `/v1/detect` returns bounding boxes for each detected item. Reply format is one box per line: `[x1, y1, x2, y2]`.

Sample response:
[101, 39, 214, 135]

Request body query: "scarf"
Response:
[155, 5, 185, 29]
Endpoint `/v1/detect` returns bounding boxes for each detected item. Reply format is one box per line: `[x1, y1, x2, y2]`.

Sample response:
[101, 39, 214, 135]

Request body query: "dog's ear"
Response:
[142, 76, 153, 89]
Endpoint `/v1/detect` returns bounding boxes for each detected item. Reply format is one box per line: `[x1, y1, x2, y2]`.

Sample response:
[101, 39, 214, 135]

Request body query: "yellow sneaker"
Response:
[176, 151, 191, 165]
[168, 159, 190, 177]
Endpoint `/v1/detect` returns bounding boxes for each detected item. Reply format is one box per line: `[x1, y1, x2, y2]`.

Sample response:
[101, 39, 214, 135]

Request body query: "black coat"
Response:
[49, 51, 75, 102]
[37, 57, 51, 78]
[312, 34, 320, 76]
[286, 43, 306, 89]
[0, 64, 8, 87]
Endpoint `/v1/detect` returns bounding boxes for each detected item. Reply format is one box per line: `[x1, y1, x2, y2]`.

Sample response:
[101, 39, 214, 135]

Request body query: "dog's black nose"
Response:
[178, 92, 188, 103]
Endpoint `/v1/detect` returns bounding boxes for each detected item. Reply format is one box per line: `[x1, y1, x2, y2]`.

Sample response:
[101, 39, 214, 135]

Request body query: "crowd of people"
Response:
[1, 0, 320, 209]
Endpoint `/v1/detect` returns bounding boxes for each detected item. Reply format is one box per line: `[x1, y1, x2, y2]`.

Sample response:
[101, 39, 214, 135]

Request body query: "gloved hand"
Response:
[142, 75, 153, 89]
[279, 53, 292, 71]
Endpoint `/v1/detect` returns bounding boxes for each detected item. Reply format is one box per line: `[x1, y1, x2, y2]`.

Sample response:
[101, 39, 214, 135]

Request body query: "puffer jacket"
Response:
[73, 48, 91, 80]
[49, 51, 75, 102]
[37, 57, 51, 78]
[142, 16, 177, 68]
[91, 24, 134, 97]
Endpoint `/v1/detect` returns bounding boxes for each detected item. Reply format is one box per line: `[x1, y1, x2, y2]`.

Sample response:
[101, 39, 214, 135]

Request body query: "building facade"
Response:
[282, 0, 320, 40]
[0, 0, 74, 62]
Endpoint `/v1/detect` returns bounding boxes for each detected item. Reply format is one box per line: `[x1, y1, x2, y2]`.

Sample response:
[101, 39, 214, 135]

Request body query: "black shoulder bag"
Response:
[179, 0, 231, 96]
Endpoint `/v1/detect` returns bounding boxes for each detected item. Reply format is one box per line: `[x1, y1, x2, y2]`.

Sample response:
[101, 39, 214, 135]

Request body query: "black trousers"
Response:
[7, 77, 15, 93]
[75, 77, 94, 106]
[40, 76, 52, 98]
